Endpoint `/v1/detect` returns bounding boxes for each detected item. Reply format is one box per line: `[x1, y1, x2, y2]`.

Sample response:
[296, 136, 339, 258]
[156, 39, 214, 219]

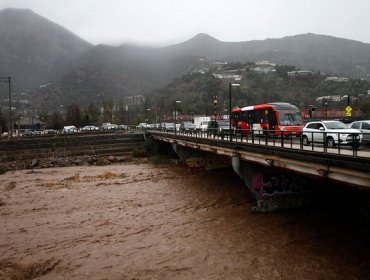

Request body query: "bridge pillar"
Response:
[232, 156, 332, 212]
[172, 143, 230, 170]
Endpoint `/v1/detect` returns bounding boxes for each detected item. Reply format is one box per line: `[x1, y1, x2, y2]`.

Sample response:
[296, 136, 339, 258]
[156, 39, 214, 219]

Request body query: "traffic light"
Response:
[309, 105, 316, 118]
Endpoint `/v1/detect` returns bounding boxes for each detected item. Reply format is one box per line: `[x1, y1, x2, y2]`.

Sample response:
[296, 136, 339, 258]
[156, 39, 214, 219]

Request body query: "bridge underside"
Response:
[151, 134, 370, 211]
[172, 142, 335, 211]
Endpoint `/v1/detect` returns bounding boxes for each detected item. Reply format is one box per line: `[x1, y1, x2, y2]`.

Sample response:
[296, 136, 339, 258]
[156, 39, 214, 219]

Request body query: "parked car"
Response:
[179, 122, 196, 133]
[44, 129, 58, 135]
[62, 125, 78, 134]
[117, 124, 129, 130]
[161, 123, 175, 132]
[349, 120, 370, 143]
[207, 120, 233, 139]
[137, 123, 151, 129]
[302, 121, 362, 148]
[102, 123, 118, 130]
[199, 120, 210, 132]
[82, 125, 99, 131]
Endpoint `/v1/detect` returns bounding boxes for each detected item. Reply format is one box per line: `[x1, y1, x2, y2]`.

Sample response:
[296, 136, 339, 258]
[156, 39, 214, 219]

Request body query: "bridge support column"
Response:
[232, 156, 332, 212]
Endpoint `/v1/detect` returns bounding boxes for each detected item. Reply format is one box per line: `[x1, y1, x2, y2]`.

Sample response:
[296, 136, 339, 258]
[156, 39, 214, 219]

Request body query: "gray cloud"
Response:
[1, 0, 369, 45]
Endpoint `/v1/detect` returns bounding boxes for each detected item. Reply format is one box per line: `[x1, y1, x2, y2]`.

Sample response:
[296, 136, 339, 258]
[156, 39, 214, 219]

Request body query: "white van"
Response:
[62, 125, 78, 134]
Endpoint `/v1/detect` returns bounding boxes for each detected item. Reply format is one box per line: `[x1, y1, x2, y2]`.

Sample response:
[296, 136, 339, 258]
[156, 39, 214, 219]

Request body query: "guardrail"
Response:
[1, 125, 140, 139]
[148, 128, 369, 158]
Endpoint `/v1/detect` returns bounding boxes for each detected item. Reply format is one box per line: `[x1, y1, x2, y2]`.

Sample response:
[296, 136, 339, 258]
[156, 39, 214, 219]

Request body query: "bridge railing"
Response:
[149, 127, 368, 157]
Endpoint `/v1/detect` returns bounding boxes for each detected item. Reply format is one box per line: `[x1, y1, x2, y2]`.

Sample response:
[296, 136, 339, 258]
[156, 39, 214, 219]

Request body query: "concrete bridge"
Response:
[149, 130, 370, 211]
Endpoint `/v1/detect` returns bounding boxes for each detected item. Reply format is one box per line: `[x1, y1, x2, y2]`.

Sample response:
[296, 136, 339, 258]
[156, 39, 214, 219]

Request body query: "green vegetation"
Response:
[40, 63, 370, 128]
[0, 166, 6, 175]
[148, 66, 370, 118]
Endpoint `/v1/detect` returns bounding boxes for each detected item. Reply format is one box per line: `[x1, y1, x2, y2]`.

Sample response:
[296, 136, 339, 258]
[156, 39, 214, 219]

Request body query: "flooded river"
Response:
[0, 161, 369, 279]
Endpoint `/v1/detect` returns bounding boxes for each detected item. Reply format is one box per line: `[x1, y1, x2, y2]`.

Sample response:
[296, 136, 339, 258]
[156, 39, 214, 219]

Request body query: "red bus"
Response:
[231, 102, 303, 135]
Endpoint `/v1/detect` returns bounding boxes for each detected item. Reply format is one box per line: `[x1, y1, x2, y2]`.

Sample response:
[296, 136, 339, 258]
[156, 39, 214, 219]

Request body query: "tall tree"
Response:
[102, 100, 113, 122]
[47, 111, 64, 129]
[83, 102, 100, 126]
[65, 104, 82, 127]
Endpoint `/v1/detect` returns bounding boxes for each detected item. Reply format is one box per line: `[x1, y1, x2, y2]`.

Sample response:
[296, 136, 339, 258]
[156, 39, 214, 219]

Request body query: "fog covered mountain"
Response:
[1, 8, 370, 110]
[0, 8, 92, 90]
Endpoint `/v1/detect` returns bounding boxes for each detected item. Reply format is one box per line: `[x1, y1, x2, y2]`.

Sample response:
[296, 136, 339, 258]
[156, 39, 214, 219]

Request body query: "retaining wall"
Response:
[0, 132, 146, 162]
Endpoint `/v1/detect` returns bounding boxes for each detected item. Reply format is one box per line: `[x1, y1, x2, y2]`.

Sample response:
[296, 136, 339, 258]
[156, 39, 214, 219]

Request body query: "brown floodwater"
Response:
[0, 161, 369, 280]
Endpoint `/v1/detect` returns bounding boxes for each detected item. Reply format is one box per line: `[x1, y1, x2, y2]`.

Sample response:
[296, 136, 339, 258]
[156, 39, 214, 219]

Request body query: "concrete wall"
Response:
[0, 132, 145, 162]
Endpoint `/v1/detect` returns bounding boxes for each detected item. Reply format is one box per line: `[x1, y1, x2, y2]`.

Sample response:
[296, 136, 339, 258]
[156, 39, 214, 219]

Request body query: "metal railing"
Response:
[149, 128, 369, 158]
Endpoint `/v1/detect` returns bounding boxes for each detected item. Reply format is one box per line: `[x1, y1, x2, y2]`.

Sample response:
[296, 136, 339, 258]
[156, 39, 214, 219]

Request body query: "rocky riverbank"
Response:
[0, 154, 133, 172]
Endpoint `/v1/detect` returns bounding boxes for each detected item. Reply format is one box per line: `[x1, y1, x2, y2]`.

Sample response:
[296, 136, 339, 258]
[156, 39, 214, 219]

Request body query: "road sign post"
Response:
[345, 105, 352, 117]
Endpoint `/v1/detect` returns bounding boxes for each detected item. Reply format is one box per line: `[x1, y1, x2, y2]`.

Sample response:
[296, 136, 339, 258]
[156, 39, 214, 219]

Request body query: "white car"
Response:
[82, 125, 99, 131]
[62, 125, 78, 134]
[199, 120, 210, 132]
[137, 123, 151, 129]
[302, 121, 362, 147]
[349, 120, 370, 143]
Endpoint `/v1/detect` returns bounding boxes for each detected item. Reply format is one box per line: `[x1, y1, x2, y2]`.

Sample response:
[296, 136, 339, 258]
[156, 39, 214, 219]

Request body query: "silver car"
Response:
[349, 120, 370, 143]
[302, 120, 362, 147]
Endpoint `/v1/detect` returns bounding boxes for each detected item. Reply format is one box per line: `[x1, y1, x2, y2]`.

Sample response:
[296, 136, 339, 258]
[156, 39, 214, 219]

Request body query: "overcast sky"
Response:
[1, 0, 369, 46]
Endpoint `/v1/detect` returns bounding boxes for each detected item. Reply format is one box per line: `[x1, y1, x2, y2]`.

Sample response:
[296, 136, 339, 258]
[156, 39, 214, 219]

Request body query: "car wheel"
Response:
[302, 135, 309, 146]
[326, 137, 335, 148]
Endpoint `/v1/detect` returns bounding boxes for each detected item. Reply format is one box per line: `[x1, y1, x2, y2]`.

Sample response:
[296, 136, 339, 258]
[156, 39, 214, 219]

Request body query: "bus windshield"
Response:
[278, 110, 303, 126]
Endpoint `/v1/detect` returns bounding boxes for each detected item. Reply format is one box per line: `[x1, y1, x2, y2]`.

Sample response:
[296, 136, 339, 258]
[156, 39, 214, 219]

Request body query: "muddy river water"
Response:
[0, 161, 369, 279]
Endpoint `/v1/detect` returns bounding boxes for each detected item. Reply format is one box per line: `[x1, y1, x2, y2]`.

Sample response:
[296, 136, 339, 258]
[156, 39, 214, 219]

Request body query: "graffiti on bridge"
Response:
[252, 172, 328, 199]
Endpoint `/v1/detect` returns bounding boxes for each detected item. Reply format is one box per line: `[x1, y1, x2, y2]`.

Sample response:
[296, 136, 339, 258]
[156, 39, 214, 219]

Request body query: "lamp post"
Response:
[145, 108, 150, 123]
[229, 83, 240, 141]
[0, 76, 12, 138]
[174, 100, 181, 134]
[154, 93, 158, 127]
[324, 102, 328, 119]
[213, 95, 218, 119]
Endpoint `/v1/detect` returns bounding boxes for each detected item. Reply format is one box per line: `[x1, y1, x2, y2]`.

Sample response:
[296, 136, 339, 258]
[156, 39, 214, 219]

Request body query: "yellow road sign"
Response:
[345, 105, 352, 116]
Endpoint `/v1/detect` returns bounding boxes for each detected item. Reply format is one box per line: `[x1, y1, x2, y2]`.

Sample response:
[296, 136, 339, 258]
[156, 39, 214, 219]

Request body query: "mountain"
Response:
[1, 8, 370, 111]
[168, 33, 370, 77]
[33, 44, 200, 109]
[35, 32, 370, 110]
[0, 8, 92, 90]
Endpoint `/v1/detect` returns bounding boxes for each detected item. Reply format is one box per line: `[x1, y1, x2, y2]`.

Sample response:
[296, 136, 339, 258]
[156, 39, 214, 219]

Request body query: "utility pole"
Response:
[0, 76, 12, 138]
[213, 95, 218, 119]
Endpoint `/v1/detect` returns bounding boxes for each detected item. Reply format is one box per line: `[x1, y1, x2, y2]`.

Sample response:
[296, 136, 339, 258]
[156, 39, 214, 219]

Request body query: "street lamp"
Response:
[0, 76, 12, 138]
[174, 100, 181, 134]
[309, 104, 316, 119]
[324, 102, 328, 119]
[145, 108, 151, 122]
[213, 95, 218, 118]
[154, 93, 158, 126]
[229, 83, 240, 141]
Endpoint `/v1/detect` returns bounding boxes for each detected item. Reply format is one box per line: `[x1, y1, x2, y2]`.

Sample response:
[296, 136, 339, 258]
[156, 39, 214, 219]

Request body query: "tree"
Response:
[83, 102, 100, 126]
[47, 111, 64, 129]
[114, 100, 128, 124]
[276, 65, 296, 79]
[0, 108, 5, 133]
[359, 101, 370, 119]
[65, 104, 82, 127]
[102, 100, 113, 122]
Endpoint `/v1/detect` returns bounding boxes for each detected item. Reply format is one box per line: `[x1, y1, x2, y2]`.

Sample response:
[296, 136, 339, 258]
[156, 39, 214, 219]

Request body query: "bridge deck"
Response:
[149, 131, 370, 188]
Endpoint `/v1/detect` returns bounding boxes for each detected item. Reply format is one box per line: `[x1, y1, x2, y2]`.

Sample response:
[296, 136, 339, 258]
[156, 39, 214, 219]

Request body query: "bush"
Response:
[132, 147, 148, 158]
[0, 166, 6, 175]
